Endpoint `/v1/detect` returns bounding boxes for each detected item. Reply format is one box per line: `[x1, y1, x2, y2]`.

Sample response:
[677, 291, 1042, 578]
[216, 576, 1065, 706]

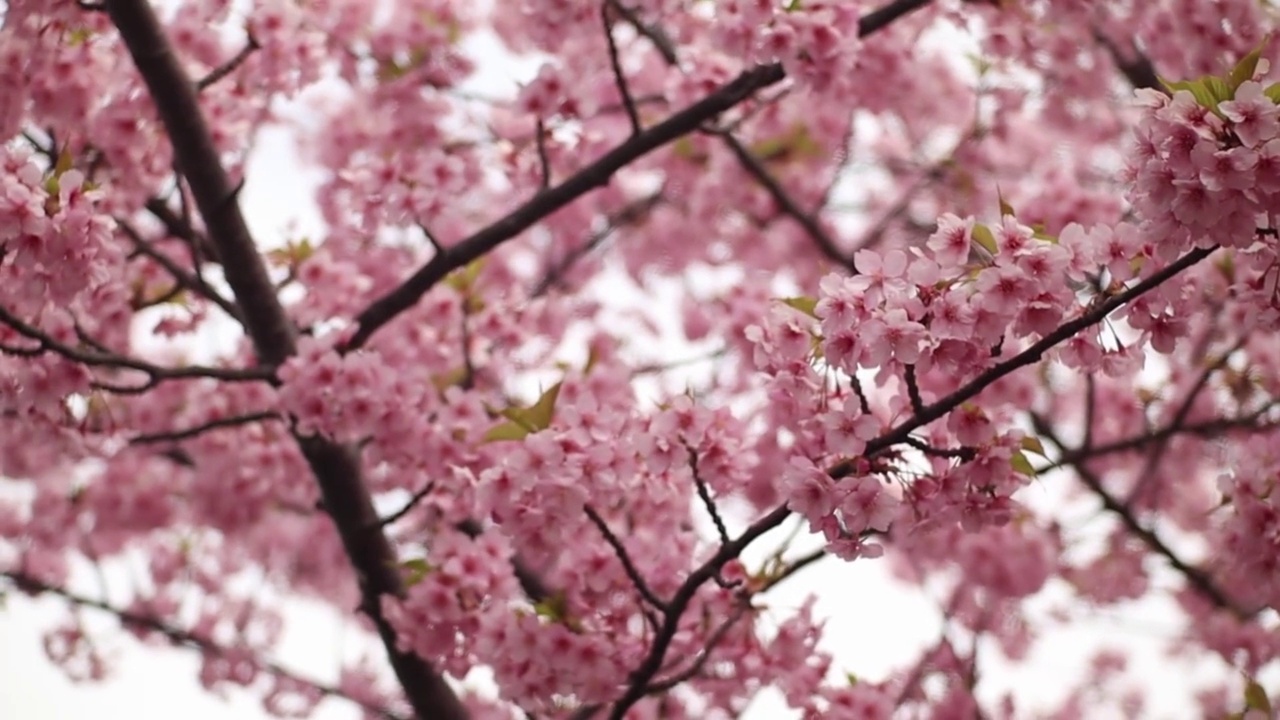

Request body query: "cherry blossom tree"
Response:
[4, 0, 1280, 717]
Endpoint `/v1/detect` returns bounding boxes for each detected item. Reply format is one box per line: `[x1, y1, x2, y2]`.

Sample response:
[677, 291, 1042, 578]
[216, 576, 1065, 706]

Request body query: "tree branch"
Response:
[117, 218, 244, 323]
[104, 2, 469, 717]
[129, 410, 281, 444]
[584, 505, 670, 612]
[844, 246, 1218, 466]
[602, 1, 642, 135]
[717, 131, 855, 271]
[606, 504, 790, 718]
[343, 63, 787, 352]
[532, 190, 664, 297]
[343, 0, 939, 353]
[0, 304, 272, 387]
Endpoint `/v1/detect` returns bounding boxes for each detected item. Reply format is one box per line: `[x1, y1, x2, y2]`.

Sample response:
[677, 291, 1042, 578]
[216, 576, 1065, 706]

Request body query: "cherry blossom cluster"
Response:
[1127, 79, 1280, 257]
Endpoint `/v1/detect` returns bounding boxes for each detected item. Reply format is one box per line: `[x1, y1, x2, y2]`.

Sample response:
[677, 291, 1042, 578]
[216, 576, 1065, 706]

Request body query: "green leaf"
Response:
[971, 223, 998, 255]
[966, 53, 992, 79]
[54, 148, 75, 177]
[400, 558, 433, 587]
[1264, 82, 1280, 103]
[672, 137, 705, 163]
[67, 27, 95, 46]
[1228, 40, 1268, 91]
[502, 381, 562, 432]
[809, 333, 824, 360]
[996, 187, 1016, 217]
[1030, 224, 1058, 244]
[534, 593, 570, 621]
[445, 257, 485, 294]
[845, 672, 859, 686]
[1245, 679, 1271, 713]
[1216, 252, 1236, 283]
[1020, 435, 1047, 457]
[430, 366, 469, 391]
[780, 296, 819, 318]
[266, 237, 315, 267]
[1162, 76, 1234, 113]
[1010, 450, 1036, 477]
[485, 381, 563, 442]
[751, 123, 823, 164]
[483, 421, 531, 443]
[584, 345, 601, 375]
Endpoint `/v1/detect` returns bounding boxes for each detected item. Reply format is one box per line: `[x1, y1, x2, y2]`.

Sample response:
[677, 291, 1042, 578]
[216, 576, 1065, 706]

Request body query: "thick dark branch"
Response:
[2, 570, 407, 720]
[1094, 29, 1161, 92]
[106, 0, 294, 364]
[105, 2, 469, 718]
[861, 0, 933, 35]
[343, 63, 787, 351]
[345, 0, 936, 353]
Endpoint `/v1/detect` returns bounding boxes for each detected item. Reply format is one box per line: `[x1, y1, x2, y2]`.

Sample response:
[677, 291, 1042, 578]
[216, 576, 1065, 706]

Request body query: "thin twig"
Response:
[584, 504, 669, 611]
[0, 305, 274, 387]
[686, 444, 729, 544]
[375, 482, 437, 529]
[117, 219, 244, 322]
[903, 364, 925, 414]
[455, 519, 553, 602]
[602, 2, 642, 135]
[902, 435, 976, 460]
[605, 0, 679, 66]
[645, 599, 751, 692]
[717, 131, 854, 271]
[196, 34, 260, 91]
[130, 411, 281, 444]
[1035, 406, 1280, 474]
[605, 504, 792, 719]
[1126, 337, 1246, 505]
[535, 119, 552, 189]
[759, 548, 827, 592]
[532, 190, 664, 297]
